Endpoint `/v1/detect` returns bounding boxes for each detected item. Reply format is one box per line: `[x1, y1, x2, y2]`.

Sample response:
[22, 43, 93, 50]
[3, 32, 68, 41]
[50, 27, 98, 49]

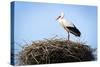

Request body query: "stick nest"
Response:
[17, 38, 96, 65]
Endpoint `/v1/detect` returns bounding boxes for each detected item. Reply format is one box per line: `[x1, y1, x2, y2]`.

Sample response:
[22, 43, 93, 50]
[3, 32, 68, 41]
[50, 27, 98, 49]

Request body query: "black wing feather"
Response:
[66, 26, 81, 37]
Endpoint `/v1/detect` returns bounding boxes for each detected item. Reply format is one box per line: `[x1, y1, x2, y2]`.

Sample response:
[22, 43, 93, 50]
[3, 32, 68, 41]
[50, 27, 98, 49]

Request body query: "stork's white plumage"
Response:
[56, 12, 81, 41]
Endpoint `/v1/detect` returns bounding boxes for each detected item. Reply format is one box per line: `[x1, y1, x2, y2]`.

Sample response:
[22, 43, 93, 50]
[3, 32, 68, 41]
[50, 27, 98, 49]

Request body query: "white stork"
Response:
[56, 12, 81, 42]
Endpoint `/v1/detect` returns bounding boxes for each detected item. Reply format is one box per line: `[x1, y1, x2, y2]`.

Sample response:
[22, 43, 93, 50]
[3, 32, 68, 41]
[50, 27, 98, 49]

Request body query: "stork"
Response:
[56, 12, 81, 42]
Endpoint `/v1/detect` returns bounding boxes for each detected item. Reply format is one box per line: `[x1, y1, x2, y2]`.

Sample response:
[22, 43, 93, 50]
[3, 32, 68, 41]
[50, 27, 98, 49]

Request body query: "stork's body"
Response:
[56, 12, 81, 41]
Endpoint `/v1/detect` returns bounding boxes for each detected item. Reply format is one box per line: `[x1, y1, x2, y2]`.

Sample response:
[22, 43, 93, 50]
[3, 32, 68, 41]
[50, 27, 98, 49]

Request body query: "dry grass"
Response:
[17, 38, 96, 65]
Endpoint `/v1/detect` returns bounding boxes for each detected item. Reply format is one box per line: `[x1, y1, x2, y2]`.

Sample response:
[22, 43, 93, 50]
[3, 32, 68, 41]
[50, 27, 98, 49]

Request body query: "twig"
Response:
[31, 52, 39, 64]
[66, 54, 81, 61]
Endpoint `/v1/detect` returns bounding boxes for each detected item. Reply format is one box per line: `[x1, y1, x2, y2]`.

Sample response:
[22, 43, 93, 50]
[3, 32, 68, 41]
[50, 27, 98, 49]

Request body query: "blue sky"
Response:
[13, 1, 97, 50]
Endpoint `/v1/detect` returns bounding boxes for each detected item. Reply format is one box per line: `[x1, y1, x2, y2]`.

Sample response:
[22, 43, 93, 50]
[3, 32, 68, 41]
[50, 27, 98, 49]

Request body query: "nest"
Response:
[17, 38, 96, 65]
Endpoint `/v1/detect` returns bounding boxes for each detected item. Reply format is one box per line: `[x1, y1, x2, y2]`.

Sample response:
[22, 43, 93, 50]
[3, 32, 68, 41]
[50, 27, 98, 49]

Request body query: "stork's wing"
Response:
[66, 26, 81, 37]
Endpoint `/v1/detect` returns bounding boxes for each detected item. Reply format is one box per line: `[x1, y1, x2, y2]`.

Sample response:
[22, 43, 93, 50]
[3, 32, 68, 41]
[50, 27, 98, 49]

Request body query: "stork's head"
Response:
[61, 12, 64, 18]
[56, 12, 64, 20]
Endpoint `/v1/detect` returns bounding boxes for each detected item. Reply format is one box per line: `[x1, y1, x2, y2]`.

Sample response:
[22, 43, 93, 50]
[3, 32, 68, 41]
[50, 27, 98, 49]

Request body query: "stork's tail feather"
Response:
[66, 26, 81, 37]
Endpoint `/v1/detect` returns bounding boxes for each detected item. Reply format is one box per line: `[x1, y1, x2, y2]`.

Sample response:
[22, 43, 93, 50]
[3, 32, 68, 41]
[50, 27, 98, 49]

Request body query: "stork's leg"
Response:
[67, 32, 70, 45]
[68, 32, 70, 41]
